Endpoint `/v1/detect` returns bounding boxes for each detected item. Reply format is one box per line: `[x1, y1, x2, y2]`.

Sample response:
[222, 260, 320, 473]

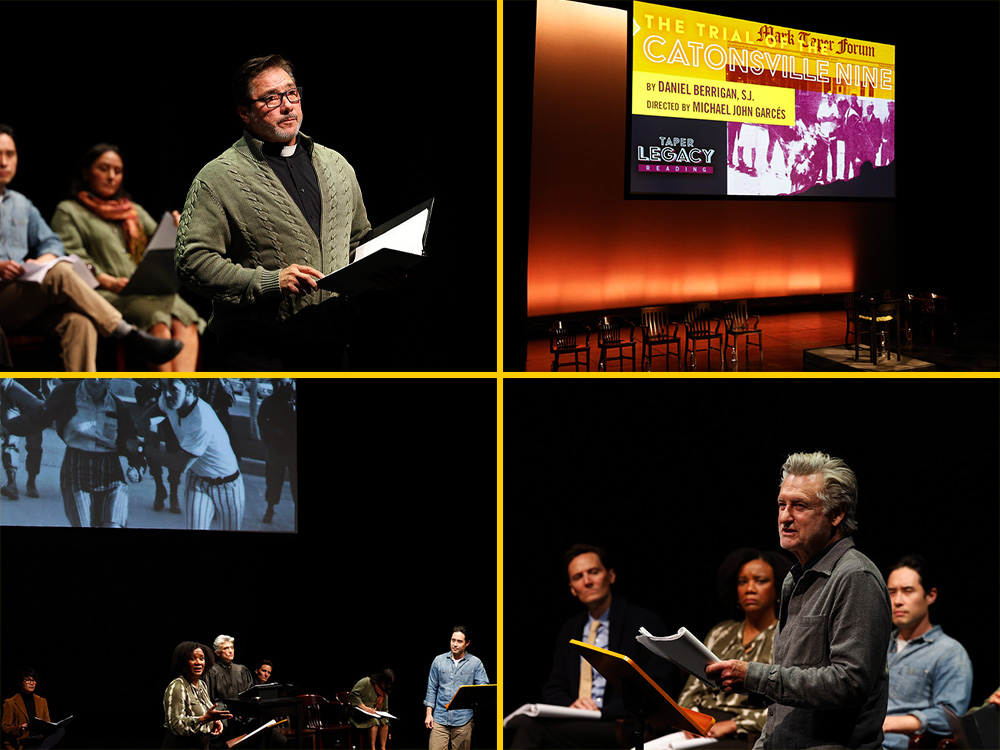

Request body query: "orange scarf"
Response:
[76, 191, 148, 264]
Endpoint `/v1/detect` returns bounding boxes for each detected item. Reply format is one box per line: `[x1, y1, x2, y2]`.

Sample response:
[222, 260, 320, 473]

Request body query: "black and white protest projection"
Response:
[0, 378, 297, 532]
[629, 1, 895, 198]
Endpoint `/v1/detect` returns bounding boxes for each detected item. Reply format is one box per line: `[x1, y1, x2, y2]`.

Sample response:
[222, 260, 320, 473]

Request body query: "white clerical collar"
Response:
[280, 143, 297, 157]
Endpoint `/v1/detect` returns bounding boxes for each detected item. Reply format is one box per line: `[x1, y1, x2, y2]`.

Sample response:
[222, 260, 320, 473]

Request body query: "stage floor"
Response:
[521, 307, 998, 373]
[804, 346, 935, 371]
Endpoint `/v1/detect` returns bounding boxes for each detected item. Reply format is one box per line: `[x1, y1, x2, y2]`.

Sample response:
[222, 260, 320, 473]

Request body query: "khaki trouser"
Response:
[0, 262, 122, 371]
[429, 721, 473, 750]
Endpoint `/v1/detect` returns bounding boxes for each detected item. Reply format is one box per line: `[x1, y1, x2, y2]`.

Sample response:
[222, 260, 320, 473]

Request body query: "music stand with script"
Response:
[317, 198, 433, 296]
[570, 640, 714, 750]
[445, 684, 496, 749]
[446, 683, 496, 712]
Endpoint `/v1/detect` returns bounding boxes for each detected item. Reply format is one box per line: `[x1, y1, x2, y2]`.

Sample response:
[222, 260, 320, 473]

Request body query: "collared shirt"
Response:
[0, 188, 64, 262]
[882, 625, 973, 749]
[746, 537, 891, 749]
[63, 384, 120, 452]
[262, 142, 323, 240]
[161, 397, 239, 479]
[581, 609, 611, 708]
[423, 651, 490, 727]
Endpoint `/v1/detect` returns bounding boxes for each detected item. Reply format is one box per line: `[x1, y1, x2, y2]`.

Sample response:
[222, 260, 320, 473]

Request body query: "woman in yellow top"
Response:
[51, 144, 203, 371]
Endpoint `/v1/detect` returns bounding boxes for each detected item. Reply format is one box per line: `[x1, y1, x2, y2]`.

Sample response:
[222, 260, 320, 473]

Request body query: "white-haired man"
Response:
[706, 452, 891, 749]
[205, 635, 255, 704]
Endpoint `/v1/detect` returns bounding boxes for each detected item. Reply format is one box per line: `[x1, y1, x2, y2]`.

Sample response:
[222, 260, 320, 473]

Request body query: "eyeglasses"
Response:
[250, 87, 303, 109]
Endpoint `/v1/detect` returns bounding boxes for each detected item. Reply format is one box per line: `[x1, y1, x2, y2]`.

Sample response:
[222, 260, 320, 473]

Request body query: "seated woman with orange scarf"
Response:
[51, 144, 203, 371]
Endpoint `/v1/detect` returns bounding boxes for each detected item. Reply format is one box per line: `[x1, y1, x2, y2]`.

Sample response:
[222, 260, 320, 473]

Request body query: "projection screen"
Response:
[629, 1, 895, 198]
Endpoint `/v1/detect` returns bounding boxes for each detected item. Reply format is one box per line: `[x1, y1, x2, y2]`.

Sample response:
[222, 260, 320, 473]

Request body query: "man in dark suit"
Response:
[505, 544, 677, 748]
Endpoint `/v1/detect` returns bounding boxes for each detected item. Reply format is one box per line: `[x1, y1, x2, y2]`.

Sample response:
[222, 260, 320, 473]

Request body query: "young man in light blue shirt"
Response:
[882, 555, 973, 749]
[423, 626, 490, 750]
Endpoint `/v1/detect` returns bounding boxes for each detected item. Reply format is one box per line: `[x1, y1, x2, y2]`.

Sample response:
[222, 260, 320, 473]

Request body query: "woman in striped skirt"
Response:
[4, 378, 143, 528]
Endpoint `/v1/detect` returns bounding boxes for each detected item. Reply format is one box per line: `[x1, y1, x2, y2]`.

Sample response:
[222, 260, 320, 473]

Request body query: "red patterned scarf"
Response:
[76, 191, 148, 263]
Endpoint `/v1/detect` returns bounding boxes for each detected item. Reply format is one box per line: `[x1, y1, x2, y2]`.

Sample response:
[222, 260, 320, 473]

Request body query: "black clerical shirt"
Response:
[262, 142, 323, 240]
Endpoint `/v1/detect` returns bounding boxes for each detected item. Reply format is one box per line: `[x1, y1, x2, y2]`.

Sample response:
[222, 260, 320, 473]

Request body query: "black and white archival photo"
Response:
[0, 378, 297, 532]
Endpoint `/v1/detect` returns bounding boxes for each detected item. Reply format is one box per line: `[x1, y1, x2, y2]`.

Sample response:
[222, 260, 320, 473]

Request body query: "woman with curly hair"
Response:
[162, 642, 232, 749]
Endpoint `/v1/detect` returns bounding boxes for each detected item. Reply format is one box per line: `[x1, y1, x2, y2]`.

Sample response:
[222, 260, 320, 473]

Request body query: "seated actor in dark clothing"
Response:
[505, 544, 678, 749]
[1, 669, 66, 750]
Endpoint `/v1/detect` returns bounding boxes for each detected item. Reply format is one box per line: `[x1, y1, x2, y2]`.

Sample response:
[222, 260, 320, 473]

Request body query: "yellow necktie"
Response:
[578, 619, 600, 701]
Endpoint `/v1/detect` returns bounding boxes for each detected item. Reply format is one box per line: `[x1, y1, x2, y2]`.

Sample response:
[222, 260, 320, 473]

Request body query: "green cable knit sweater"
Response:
[175, 131, 370, 335]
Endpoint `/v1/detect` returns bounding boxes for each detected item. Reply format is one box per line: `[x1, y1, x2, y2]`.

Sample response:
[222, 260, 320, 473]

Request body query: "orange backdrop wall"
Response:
[526, 0, 895, 319]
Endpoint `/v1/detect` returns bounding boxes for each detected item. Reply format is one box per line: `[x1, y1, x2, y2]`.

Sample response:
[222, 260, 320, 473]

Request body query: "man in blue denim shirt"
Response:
[0, 124, 181, 369]
[423, 626, 490, 750]
[882, 555, 973, 749]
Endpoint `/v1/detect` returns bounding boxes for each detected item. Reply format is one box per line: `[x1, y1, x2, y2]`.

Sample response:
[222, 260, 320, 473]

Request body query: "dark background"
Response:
[4, 1, 497, 372]
[503, 378, 1000, 718]
[503, 0, 1000, 370]
[0, 378, 498, 749]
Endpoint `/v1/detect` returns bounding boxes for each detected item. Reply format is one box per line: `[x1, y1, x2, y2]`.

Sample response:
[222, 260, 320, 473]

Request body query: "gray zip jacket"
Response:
[745, 537, 891, 749]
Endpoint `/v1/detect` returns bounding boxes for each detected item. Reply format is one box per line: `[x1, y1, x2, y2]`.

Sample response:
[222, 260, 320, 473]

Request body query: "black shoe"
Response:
[1, 483, 18, 500]
[123, 328, 184, 365]
[262, 506, 274, 524]
[25, 479, 39, 498]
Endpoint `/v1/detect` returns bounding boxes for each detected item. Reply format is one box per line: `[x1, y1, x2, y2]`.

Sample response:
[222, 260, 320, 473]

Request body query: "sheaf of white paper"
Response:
[353, 209, 428, 261]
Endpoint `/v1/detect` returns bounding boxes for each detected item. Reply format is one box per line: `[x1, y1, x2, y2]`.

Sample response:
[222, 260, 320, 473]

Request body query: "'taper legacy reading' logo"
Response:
[637, 136, 715, 173]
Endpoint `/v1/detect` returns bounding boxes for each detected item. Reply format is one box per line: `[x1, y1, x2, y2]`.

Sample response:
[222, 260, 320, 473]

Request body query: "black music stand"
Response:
[570, 639, 714, 750]
[239, 682, 282, 701]
[446, 684, 496, 749]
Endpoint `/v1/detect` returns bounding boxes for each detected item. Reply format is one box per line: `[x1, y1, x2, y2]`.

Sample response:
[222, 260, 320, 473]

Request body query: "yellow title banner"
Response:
[633, 72, 795, 126]
[633, 0, 895, 100]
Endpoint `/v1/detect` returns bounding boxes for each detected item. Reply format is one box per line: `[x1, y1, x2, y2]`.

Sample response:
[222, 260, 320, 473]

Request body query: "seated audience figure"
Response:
[163, 642, 232, 749]
[1, 668, 65, 750]
[677, 548, 792, 748]
[51, 143, 203, 371]
[882, 555, 973, 749]
[349, 669, 394, 750]
[504, 543, 678, 749]
[0, 124, 181, 370]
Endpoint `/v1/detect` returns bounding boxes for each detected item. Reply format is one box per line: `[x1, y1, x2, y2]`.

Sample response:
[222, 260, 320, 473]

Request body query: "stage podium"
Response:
[571, 640, 714, 750]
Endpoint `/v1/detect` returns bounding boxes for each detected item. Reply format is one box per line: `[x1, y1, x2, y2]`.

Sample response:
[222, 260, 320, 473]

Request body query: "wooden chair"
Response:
[722, 300, 763, 369]
[681, 303, 723, 370]
[549, 319, 591, 372]
[920, 292, 958, 345]
[844, 293, 857, 348]
[596, 315, 637, 371]
[299, 694, 354, 749]
[639, 306, 680, 372]
[854, 295, 901, 364]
